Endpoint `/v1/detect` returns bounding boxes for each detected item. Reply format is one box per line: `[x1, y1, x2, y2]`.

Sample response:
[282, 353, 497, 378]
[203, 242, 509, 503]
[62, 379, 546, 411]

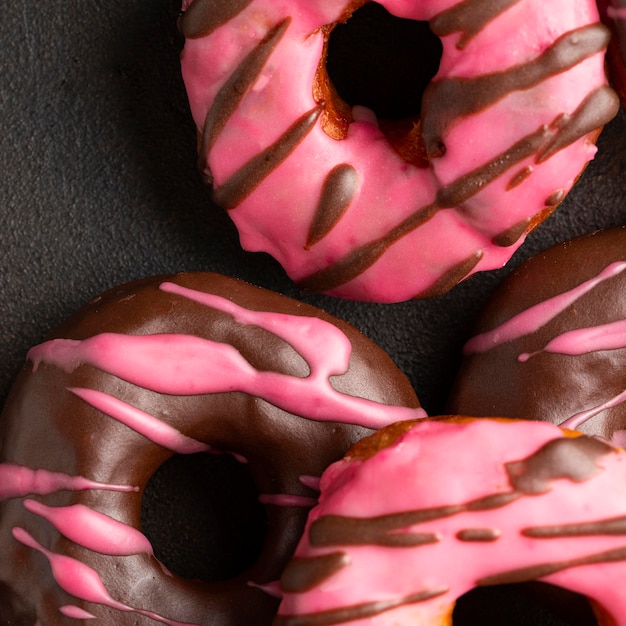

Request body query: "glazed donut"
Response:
[275, 417, 626, 625]
[0, 272, 422, 625]
[448, 226, 626, 445]
[178, 0, 618, 303]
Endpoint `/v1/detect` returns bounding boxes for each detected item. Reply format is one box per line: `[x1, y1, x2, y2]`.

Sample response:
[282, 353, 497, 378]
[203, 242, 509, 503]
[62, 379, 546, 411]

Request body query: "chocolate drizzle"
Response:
[457, 528, 501, 542]
[199, 19, 291, 175]
[507, 166, 534, 190]
[179, 0, 254, 39]
[478, 545, 626, 586]
[213, 106, 323, 210]
[309, 492, 520, 548]
[306, 165, 359, 249]
[492, 218, 531, 248]
[415, 252, 483, 298]
[273, 587, 449, 626]
[535, 86, 620, 162]
[523, 516, 626, 538]
[430, 0, 522, 49]
[280, 553, 350, 593]
[421, 23, 611, 156]
[505, 436, 614, 495]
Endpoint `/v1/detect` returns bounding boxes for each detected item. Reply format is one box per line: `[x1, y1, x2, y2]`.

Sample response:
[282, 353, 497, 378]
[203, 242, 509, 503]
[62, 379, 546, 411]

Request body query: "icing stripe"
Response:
[536, 86, 620, 162]
[523, 516, 626, 538]
[519, 318, 626, 361]
[306, 164, 359, 249]
[415, 251, 483, 299]
[430, 0, 522, 49]
[478, 545, 626, 586]
[0, 463, 137, 500]
[199, 19, 291, 168]
[23, 500, 154, 557]
[273, 587, 449, 626]
[309, 493, 520, 548]
[422, 23, 611, 155]
[463, 261, 626, 355]
[179, 0, 253, 39]
[213, 106, 323, 210]
[69, 387, 212, 454]
[456, 528, 501, 542]
[280, 553, 350, 593]
[491, 218, 532, 248]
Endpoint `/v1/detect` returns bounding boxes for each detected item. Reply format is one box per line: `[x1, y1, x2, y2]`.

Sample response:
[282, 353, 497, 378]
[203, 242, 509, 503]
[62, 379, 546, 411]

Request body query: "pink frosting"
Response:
[276, 419, 626, 625]
[28, 283, 424, 429]
[180, 0, 616, 302]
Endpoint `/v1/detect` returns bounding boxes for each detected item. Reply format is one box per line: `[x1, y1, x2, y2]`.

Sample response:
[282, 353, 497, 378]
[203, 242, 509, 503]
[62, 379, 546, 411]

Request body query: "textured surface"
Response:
[1, 1, 626, 624]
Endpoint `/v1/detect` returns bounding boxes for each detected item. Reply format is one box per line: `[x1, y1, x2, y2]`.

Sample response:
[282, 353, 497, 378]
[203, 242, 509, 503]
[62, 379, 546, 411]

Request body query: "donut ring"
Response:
[0, 272, 422, 625]
[179, 0, 618, 302]
[275, 417, 626, 625]
[449, 226, 626, 444]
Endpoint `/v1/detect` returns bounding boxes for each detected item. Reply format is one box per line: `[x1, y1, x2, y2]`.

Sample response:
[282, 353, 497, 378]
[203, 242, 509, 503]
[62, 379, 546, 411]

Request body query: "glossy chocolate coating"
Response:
[0, 272, 420, 625]
[448, 226, 626, 441]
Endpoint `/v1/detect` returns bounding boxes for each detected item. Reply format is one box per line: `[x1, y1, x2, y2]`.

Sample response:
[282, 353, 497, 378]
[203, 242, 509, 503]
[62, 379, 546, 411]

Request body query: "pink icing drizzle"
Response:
[608, 6, 626, 19]
[27, 283, 424, 429]
[12, 528, 199, 626]
[60, 605, 97, 619]
[519, 318, 626, 361]
[259, 494, 318, 507]
[68, 387, 212, 454]
[463, 262, 626, 354]
[23, 499, 154, 557]
[299, 475, 321, 491]
[0, 463, 137, 501]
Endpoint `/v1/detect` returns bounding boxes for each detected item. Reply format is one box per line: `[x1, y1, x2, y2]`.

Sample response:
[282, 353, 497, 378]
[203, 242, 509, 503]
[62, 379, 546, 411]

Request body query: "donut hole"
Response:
[141, 452, 267, 582]
[452, 583, 597, 625]
[322, 2, 442, 165]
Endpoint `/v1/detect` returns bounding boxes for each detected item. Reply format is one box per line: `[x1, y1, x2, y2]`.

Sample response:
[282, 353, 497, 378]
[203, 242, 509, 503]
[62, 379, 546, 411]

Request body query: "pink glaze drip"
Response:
[608, 6, 626, 19]
[259, 494, 318, 507]
[299, 475, 321, 491]
[12, 528, 200, 626]
[519, 318, 626, 362]
[23, 499, 154, 557]
[464, 262, 626, 354]
[276, 420, 626, 625]
[60, 605, 97, 619]
[27, 284, 424, 429]
[68, 387, 212, 454]
[559, 388, 626, 432]
[247, 579, 283, 599]
[0, 463, 137, 501]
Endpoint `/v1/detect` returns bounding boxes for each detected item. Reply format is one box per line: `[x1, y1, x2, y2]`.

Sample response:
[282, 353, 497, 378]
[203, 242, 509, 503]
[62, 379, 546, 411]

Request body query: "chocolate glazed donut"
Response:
[448, 226, 626, 444]
[0, 272, 422, 625]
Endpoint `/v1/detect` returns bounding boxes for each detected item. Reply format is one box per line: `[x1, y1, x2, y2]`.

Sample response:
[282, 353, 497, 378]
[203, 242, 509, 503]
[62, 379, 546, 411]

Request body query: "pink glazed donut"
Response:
[179, 0, 618, 302]
[275, 417, 626, 626]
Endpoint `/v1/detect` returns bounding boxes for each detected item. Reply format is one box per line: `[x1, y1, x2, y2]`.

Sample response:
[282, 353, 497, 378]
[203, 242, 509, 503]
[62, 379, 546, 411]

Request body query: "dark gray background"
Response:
[2, 2, 626, 624]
